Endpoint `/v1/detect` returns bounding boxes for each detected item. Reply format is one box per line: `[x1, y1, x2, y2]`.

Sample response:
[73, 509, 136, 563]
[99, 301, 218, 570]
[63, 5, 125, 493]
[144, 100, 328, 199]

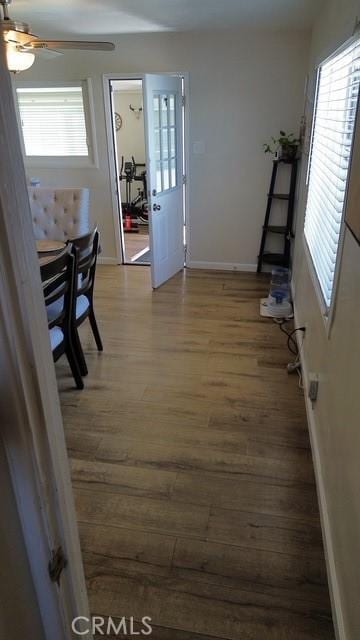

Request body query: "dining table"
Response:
[36, 239, 66, 266]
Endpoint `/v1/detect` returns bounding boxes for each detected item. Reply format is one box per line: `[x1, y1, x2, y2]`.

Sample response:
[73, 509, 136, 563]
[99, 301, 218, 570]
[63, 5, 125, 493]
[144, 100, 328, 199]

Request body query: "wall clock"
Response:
[115, 112, 122, 131]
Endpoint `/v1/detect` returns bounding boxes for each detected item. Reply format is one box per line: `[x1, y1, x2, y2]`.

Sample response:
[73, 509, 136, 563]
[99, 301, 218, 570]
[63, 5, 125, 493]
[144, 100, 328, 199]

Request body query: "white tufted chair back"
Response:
[29, 187, 90, 242]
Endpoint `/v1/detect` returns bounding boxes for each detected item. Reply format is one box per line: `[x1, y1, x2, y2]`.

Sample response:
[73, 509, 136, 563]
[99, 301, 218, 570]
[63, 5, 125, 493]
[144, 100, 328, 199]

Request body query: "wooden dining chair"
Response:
[67, 227, 103, 377]
[40, 245, 84, 390]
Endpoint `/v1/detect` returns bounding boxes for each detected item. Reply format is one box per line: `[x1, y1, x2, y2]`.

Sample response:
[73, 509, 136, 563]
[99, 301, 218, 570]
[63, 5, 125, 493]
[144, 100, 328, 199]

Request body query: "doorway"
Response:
[104, 73, 189, 286]
[110, 78, 150, 265]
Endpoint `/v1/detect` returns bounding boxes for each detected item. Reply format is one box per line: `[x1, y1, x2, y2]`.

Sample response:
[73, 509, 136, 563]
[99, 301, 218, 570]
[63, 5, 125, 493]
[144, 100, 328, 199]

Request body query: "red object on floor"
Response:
[125, 215, 132, 230]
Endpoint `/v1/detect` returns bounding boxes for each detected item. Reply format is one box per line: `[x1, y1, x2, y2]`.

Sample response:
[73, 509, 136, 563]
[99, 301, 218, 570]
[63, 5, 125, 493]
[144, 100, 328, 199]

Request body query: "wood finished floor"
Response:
[58, 266, 335, 640]
[123, 227, 149, 262]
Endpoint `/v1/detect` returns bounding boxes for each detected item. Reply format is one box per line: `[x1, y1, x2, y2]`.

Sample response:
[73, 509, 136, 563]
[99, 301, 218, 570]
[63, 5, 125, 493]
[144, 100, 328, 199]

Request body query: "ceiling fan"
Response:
[0, 0, 115, 72]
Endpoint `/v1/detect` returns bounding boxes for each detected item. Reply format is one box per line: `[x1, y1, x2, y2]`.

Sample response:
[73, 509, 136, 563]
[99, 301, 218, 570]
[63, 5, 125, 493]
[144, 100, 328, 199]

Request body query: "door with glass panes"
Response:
[143, 74, 184, 288]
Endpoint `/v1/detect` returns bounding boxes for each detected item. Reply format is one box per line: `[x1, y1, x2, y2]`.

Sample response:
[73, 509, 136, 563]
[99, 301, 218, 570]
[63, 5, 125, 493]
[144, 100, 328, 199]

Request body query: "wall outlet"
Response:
[308, 373, 319, 402]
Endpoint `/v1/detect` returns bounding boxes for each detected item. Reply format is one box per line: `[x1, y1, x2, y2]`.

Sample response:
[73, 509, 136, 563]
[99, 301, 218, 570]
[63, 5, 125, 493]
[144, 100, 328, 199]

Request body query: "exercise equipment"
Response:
[119, 156, 148, 232]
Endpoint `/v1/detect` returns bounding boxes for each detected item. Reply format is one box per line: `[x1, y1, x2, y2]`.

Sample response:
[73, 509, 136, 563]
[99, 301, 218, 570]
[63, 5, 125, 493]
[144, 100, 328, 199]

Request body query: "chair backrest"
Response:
[29, 187, 90, 242]
[40, 246, 76, 330]
[69, 227, 100, 300]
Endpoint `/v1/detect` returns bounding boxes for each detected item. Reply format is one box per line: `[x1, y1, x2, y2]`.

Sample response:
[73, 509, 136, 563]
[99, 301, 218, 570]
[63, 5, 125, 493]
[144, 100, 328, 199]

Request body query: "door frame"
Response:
[102, 72, 190, 267]
[0, 44, 91, 639]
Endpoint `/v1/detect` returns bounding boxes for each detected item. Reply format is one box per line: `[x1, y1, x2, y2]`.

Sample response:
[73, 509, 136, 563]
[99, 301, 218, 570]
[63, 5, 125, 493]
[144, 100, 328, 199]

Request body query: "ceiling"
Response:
[7, 0, 325, 37]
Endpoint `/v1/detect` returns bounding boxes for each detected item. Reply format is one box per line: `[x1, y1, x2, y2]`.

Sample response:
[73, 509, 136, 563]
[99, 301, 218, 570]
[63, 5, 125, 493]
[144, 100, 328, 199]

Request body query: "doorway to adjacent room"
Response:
[104, 73, 189, 288]
[110, 78, 150, 265]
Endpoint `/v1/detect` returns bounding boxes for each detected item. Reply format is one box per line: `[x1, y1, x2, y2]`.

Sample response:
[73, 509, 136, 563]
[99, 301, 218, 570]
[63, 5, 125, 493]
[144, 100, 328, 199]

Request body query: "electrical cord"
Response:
[294, 331, 305, 389]
[287, 326, 306, 355]
[273, 319, 306, 387]
[274, 320, 304, 356]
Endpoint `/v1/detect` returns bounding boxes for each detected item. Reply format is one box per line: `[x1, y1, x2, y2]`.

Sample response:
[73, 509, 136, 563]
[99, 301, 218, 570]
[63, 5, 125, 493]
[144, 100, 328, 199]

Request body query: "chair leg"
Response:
[89, 307, 103, 351]
[65, 344, 84, 390]
[73, 327, 88, 376]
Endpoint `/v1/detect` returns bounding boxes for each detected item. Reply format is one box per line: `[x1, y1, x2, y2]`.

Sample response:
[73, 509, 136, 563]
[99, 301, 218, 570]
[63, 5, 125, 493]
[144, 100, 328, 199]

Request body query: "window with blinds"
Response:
[16, 86, 89, 157]
[304, 37, 360, 310]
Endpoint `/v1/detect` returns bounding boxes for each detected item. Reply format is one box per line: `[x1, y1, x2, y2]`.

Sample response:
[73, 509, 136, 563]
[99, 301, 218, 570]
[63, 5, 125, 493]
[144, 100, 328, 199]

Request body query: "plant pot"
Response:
[279, 144, 298, 161]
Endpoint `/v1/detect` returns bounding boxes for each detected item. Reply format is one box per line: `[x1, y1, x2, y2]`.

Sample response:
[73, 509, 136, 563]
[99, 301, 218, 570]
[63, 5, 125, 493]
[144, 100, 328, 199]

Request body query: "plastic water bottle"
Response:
[269, 267, 290, 304]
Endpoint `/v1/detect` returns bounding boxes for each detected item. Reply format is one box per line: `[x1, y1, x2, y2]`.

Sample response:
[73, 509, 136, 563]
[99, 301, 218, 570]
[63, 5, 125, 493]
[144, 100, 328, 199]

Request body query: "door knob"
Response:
[153, 204, 161, 211]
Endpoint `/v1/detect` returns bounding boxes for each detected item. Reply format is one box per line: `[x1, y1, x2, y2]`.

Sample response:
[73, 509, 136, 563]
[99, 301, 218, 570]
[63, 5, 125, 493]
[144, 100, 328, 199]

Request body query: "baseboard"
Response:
[187, 261, 257, 272]
[293, 303, 346, 640]
[98, 258, 257, 272]
[97, 257, 118, 265]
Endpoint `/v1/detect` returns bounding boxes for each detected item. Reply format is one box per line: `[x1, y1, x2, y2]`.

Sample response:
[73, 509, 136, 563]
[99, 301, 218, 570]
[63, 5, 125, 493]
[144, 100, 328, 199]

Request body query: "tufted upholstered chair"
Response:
[29, 187, 90, 242]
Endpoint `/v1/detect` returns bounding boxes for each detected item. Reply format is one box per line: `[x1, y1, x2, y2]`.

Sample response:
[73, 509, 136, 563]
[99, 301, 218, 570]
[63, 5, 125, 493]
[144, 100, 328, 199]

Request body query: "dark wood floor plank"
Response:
[79, 522, 175, 571]
[71, 458, 178, 500]
[75, 487, 210, 539]
[94, 437, 315, 484]
[208, 508, 324, 556]
[173, 537, 328, 596]
[173, 471, 320, 520]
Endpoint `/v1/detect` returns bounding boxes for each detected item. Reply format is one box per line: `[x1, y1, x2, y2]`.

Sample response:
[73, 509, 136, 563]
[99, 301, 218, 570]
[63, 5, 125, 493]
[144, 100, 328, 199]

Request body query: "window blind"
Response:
[304, 37, 360, 309]
[17, 86, 88, 157]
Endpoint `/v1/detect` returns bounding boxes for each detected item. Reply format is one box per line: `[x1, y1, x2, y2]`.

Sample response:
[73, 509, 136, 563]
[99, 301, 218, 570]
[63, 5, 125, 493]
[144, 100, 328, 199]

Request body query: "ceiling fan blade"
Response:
[32, 47, 63, 60]
[30, 40, 115, 51]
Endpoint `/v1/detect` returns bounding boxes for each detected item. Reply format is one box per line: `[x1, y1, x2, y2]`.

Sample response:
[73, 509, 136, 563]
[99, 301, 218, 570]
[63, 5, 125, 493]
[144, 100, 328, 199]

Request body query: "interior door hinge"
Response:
[182, 95, 186, 107]
[48, 546, 67, 586]
[182, 175, 187, 185]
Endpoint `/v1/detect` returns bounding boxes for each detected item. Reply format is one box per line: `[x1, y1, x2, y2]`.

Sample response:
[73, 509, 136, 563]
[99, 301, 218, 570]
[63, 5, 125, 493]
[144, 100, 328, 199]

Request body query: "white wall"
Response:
[114, 90, 145, 165]
[18, 28, 310, 265]
[113, 88, 146, 203]
[292, 1, 360, 638]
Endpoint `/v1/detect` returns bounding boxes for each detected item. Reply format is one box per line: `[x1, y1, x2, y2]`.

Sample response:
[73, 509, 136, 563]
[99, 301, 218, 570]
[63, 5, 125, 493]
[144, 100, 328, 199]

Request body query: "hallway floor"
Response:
[123, 226, 150, 264]
[58, 266, 335, 639]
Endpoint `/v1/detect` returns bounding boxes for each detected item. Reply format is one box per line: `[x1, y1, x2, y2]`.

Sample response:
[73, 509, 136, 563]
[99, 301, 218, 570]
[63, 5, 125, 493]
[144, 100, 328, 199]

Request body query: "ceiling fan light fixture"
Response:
[6, 44, 35, 72]
[1, 0, 115, 67]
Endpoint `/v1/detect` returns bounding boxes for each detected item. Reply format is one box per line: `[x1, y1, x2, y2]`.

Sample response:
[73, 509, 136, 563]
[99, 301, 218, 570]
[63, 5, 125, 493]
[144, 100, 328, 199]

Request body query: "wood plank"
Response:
[70, 418, 248, 452]
[66, 432, 101, 461]
[173, 471, 319, 520]
[94, 435, 313, 484]
[173, 537, 329, 602]
[71, 458, 177, 499]
[79, 522, 175, 570]
[75, 488, 210, 539]
[207, 508, 324, 556]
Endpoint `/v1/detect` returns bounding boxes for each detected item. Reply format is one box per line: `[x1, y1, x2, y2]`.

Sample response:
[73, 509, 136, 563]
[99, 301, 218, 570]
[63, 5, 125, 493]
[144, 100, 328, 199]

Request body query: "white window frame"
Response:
[14, 78, 98, 168]
[303, 35, 360, 333]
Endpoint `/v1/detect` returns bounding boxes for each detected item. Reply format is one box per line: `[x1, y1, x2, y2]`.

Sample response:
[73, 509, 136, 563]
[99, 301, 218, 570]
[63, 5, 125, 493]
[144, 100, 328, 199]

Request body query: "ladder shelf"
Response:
[257, 158, 298, 273]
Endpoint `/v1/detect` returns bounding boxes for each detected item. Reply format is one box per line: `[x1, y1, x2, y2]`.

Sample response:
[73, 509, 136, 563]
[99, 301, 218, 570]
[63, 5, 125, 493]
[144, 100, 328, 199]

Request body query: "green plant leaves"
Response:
[263, 130, 300, 154]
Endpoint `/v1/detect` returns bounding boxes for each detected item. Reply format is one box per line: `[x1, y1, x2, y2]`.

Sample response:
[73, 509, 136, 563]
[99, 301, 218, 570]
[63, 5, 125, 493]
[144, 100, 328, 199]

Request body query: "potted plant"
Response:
[263, 130, 300, 161]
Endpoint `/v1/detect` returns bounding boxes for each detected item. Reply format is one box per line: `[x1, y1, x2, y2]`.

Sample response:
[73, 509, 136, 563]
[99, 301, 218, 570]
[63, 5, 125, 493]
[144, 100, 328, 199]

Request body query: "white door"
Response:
[143, 74, 184, 288]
